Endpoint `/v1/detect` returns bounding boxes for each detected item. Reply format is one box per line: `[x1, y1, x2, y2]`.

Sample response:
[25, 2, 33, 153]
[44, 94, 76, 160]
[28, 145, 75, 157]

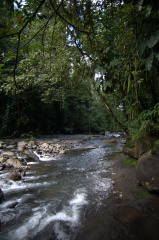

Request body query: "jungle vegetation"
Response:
[0, 0, 159, 138]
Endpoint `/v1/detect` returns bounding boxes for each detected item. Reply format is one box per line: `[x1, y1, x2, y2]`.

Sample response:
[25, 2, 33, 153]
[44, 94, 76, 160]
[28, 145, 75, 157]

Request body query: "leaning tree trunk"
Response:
[93, 84, 128, 135]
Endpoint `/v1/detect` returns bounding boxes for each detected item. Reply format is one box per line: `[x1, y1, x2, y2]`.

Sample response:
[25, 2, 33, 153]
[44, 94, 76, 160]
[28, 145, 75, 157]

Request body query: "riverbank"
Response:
[76, 152, 159, 240]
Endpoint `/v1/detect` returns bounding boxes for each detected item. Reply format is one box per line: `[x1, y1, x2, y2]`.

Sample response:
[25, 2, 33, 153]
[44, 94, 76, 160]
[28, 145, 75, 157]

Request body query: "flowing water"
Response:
[0, 135, 125, 240]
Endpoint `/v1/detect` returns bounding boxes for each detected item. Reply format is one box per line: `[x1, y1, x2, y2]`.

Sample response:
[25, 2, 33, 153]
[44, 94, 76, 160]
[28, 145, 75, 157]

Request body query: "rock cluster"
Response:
[0, 138, 81, 173]
[0, 136, 83, 203]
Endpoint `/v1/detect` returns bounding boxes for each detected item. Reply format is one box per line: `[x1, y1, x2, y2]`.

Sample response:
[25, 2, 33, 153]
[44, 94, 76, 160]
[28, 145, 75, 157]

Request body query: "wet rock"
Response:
[105, 131, 110, 135]
[59, 150, 66, 154]
[23, 150, 39, 161]
[122, 146, 135, 158]
[9, 170, 21, 181]
[7, 202, 18, 208]
[136, 153, 159, 192]
[27, 141, 36, 149]
[19, 169, 26, 177]
[123, 136, 156, 159]
[2, 151, 15, 158]
[6, 145, 16, 149]
[40, 142, 49, 149]
[17, 141, 27, 151]
[0, 141, 5, 149]
[0, 142, 3, 148]
[109, 138, 117, 143]
[0, 188, 4, 203]
[0, 164, 4, 170]
[5, 158, 22, 168]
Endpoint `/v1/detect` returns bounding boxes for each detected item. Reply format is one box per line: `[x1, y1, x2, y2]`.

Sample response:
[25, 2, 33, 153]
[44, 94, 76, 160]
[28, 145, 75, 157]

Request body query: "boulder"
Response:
[136, 153, 159, 192]
[122, 146, 136, 158]
[6, 145, 16, 149]
[27, 141, 36, 149]
[0, 188, 4, 203]
[6, 158, 22, 168]
[9, 170, 21, 181]
[122, 136, 156, 159]
[17, 141, 27, 151]
[2, 151, 15, 158]
[23, 150, 39, 161]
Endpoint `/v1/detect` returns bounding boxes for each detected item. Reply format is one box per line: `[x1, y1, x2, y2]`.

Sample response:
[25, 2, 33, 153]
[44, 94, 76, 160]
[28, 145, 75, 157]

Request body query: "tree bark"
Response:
[93, 83, 128, 134]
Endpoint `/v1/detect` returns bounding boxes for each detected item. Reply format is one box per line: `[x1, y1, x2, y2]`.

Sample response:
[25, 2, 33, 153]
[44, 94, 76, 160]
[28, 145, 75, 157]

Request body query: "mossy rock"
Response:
[123, 135, 158, 159]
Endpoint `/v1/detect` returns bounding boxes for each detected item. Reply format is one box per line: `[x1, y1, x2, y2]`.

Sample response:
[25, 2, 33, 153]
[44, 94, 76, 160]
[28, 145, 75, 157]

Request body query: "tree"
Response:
[0, 0, 158, 137]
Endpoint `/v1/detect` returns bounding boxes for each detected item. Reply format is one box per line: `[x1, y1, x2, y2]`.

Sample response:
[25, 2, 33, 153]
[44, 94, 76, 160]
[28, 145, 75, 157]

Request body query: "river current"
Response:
[0, 135, 125, 240]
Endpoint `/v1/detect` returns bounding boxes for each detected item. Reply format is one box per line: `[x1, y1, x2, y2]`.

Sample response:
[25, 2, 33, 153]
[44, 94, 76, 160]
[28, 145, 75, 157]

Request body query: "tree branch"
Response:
[93, 82, 128, 134]
[0, 0, 46, 40]
[49, 0, 91, 35]
[1, 14, 54, 60]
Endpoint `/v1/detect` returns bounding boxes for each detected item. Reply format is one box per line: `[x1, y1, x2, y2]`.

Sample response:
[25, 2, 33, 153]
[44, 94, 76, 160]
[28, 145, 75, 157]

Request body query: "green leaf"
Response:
[128, 76, 131, 93]
[140, 30, 159, 55]
[103, 47, 110, 54]
[139, 41, 147, 55]
[155, 52, 159, 60]
[145, 51, 154, 70]
[110, 59, 119, 67]
[147, 30, 159, 48]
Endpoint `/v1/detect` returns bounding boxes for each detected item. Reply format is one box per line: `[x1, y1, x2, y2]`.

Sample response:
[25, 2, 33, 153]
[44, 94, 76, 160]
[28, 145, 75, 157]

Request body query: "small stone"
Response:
[109, 138, 117, 143]
[60, 150, 66, 154]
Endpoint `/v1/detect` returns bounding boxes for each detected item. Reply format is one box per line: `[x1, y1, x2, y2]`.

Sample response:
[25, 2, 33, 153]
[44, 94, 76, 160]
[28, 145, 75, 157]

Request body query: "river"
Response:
[0, 134, 138, 240]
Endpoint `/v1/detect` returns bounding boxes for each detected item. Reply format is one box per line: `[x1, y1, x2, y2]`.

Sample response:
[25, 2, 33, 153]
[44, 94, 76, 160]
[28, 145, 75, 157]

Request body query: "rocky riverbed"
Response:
[0, 134, 159, 240]
[0, 135, 87, 177]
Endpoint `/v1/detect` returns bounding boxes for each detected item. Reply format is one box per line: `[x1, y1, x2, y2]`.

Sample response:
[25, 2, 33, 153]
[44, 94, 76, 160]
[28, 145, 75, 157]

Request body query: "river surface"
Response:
[0, 135, 126, 240]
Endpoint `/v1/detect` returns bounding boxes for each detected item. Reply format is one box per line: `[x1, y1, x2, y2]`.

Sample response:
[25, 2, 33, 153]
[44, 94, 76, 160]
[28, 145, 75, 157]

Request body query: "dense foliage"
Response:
[0, 0, 159, 137]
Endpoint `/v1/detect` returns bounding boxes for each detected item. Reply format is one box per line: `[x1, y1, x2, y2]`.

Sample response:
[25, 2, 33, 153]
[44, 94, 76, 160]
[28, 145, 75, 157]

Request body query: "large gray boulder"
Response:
[136, 152, 159, 192]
